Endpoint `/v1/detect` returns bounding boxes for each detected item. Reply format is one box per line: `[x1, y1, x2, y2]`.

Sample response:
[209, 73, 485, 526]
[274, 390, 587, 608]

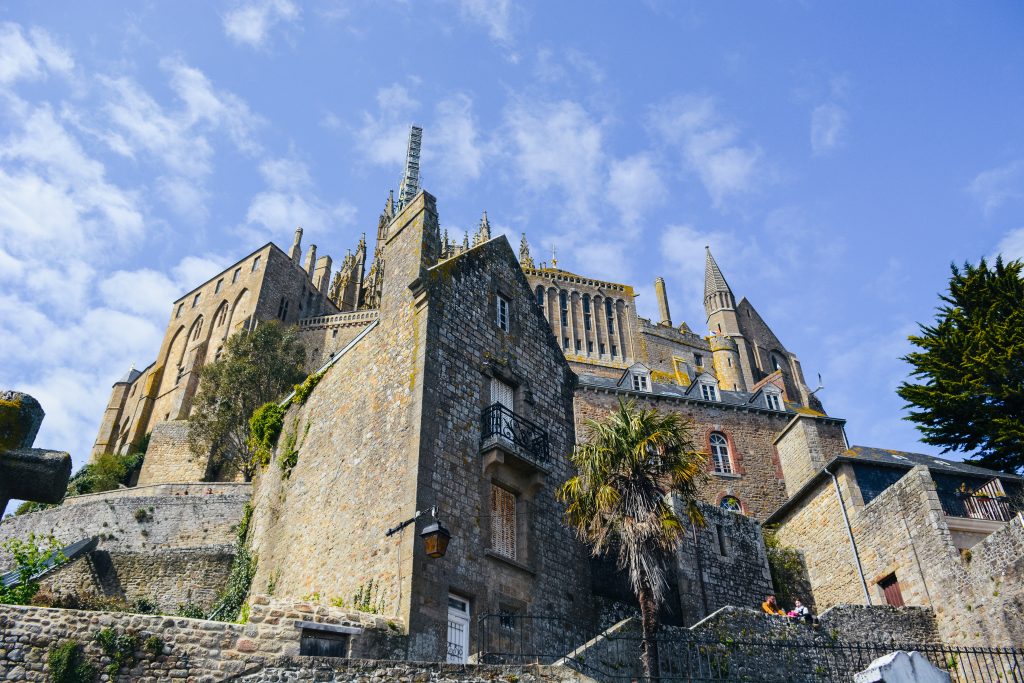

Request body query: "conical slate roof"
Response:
[704, 246, 733, 301]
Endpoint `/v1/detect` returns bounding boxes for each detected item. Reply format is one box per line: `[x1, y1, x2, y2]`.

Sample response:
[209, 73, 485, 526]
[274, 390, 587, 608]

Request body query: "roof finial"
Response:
[551, 245, 558, 269]
[478, 211, 491, 241]
[519, 233, 534, 268]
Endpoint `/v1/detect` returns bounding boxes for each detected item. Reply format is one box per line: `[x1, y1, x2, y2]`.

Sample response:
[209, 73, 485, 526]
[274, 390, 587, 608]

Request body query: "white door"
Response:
[490, 379, 514, 411]
[447, 594, 471, 663]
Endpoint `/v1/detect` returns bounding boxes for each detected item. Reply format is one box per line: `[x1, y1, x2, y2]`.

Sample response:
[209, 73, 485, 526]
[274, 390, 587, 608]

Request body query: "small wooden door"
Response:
[879, 574, 904, 607]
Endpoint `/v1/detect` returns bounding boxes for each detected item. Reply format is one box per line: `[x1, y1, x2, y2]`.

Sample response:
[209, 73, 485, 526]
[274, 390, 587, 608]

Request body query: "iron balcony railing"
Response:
[938, 493, 1015, 523]
[480, 403, 550, 468]
[478, 613, 1024, 682]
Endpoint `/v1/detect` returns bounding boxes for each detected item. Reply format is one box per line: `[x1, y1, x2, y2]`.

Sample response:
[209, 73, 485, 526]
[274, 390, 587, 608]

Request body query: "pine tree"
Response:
[898, 257, 1024, 474]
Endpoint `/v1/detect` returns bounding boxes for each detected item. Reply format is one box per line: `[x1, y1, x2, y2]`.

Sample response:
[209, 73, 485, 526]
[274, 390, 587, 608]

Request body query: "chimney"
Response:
[314, 255, 333, 295]
[289, 227, 303, 265]
[304, 244, 317, 276]
[655, 277, 673, 327]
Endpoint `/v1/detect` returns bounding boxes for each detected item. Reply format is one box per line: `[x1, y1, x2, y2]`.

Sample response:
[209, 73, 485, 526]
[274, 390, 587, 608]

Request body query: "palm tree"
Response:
[558, 399, 707, 682]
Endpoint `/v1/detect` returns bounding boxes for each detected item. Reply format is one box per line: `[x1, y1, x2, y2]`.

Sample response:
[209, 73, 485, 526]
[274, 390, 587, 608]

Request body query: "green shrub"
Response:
[47, 639, 94, 683]
[292, 370, 325, 405]
[209, 503, 256, 622]
[14, 500, 54, 516]
[176, 602, 206, 619]
[143, 635, 164, 657]
[351, 579, 386, 615]
[0, 534, 65, 605]
[95, 628, 138, 676]
[249, 402, 286, 468]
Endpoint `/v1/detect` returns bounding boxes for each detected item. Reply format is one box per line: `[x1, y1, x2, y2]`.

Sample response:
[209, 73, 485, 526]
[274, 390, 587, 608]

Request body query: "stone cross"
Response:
[0, 390, 71, 516]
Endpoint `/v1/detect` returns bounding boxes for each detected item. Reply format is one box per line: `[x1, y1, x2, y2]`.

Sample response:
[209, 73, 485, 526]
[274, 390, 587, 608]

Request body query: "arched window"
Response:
[559, 290, 568, 326]
[214, 302, 229, 329]
[582, 294, 592, 331]
[535, 285, 544, 308]
[720, 496, 742, 513]
[605, 298, 615, 333]
[189, 316, 204, 342]
[771, 352, 784, 372]
[710, 432, 732, 474]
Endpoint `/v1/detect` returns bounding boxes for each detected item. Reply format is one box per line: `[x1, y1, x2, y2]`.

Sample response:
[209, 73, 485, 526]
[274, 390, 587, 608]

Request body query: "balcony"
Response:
[480, 403, 550, 474]
[938, 492, 1014, 523]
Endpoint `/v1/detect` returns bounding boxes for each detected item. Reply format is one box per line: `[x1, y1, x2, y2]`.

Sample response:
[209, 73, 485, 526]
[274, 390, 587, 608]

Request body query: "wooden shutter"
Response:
[879, 574, 904, 607]
[490, 379, 514, 411]
[491, 485, 517, 559]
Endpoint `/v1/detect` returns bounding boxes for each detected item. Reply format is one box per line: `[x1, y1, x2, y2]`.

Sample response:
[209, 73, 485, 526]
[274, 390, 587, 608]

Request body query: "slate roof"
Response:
[842, 446, 1023, 482]
[704, 246, 733, 301]
[577, 372, 804, 416]
[117, 368, 142, 384]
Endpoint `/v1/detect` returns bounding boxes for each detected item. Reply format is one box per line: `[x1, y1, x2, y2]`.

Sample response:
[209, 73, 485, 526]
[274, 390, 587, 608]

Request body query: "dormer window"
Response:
[694, 353, 703, 367]
[765, 392, 782, 411]
[632, 374, 649, 392]
[700, 382, 718, 401]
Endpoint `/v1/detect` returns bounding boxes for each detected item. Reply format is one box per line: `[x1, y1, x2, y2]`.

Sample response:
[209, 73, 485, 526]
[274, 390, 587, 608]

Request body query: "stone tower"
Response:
[704, 246, 753, 392]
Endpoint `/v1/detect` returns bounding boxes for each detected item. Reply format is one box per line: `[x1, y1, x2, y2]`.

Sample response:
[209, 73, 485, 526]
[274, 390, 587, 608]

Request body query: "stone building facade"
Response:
[766, 446, 1024, 645]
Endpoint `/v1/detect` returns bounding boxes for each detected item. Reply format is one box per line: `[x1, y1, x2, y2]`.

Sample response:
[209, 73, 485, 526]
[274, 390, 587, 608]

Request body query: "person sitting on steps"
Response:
[761, 594, 786, 616]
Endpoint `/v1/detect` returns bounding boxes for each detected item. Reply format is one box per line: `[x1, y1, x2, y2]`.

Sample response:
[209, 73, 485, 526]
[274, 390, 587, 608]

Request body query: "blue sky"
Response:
[1, 1, 1022, 475]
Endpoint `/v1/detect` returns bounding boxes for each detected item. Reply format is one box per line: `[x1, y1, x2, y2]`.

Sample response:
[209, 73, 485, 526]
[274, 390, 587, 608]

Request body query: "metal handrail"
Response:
[480, 403, 550, 466]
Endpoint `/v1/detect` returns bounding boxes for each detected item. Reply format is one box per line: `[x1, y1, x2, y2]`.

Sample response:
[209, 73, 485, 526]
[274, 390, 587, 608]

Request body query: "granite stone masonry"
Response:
[0, 600, 410, 682]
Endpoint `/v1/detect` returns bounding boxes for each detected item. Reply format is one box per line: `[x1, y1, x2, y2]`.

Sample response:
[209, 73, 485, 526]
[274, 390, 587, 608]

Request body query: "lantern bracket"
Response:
[385, 505, 437, 537]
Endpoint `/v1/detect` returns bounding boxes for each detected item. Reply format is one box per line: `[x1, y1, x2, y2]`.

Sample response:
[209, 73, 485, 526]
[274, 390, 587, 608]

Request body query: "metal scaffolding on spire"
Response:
[397, 125, 423, 210]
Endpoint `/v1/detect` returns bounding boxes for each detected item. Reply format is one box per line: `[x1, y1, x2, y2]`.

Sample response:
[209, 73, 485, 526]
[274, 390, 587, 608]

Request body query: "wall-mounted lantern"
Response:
[385, 505, 451, 559]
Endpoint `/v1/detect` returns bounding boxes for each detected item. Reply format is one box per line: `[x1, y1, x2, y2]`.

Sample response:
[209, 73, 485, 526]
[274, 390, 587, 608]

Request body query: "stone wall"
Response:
[773, 415, 848, 496]
[0, 601, 414, 682]
[410, 232, 594, 659]
[137, 419, 209, 485]
[296, 311, 377, 371]
[774, 464, 1024, 646]
[675, 501, 774, 625]
[574, 386, 792, 521]
[0, 484, 249, 562]
[226, 659, 593, 682]
[38, 548, 235, 612]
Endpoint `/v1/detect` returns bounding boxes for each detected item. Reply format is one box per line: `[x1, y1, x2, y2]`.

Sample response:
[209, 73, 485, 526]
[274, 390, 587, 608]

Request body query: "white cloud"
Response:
[650, 95, 763, 208]
[455, 0, 514, 44]
[968, 160, 1024, 215]
[535, 47, 604, 85]
[505, 98, 604, 226]
[223, 0, 300, 48]
[994, 227, 1024, 262]
[810, 102, 846, 155]
[431, 94, 485, 186]
[0, 23, 73, 85]
[240, 157, 356, 243]
[607, 154, 665, 227]
[163, 58, 263, 154]
[354, 84, 420, 167]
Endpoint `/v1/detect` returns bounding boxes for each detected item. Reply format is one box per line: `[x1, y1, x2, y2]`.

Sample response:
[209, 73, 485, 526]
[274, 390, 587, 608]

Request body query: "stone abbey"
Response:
[2, 129, 1021, 677]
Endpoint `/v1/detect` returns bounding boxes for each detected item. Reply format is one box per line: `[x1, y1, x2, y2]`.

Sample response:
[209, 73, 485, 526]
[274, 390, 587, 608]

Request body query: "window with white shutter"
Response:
[490, 379, 514, 412]
[491, 485, 517, 560]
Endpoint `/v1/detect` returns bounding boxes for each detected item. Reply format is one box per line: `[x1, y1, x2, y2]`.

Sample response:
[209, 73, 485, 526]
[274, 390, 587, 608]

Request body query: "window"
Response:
[277, 297, 289, 321]
[575, 339, 582, 352]
[251, 256, 261, 272]
[771, 353, 783, 371]
[716, 524, 728, 556]
[491, 485, 517, 559]
[631, 373, 649, 392]
[611, 344, 617, 357]
[190, 318, 204, 342]
[535, 286, 544, 308]
[498, 607, 518, 632]
[496, 294, 510, 332]
[879, 574, 904, 607]
[563, 337, 569, 349]
[720, 496, 742, 513]
[765, 393, 781, 411]
[490, 378, 514, 412]
[232, 268, 241, 284]
[559, 290, 568, 326]
[710, 432, 732, 474]
[583, 294, 591, 331]
[176, 303, 184, 318]
[192, 293, 201, 307]
[587, 341, 593, 353]
[215, 278, 223, 294]
[599, 342, 606, 355]
[694, 353, 703, 367]
[214, 303, 228, 328]
[605, 299, 614, 333]
[700, 383, 718, 401]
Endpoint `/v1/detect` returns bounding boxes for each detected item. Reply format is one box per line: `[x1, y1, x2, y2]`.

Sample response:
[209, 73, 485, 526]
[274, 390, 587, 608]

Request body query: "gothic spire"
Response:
[704, 246, 736, 318]
[478, 211, 491, 242]
[397, 126, 422, 210]
[519, 233, 534, 268]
